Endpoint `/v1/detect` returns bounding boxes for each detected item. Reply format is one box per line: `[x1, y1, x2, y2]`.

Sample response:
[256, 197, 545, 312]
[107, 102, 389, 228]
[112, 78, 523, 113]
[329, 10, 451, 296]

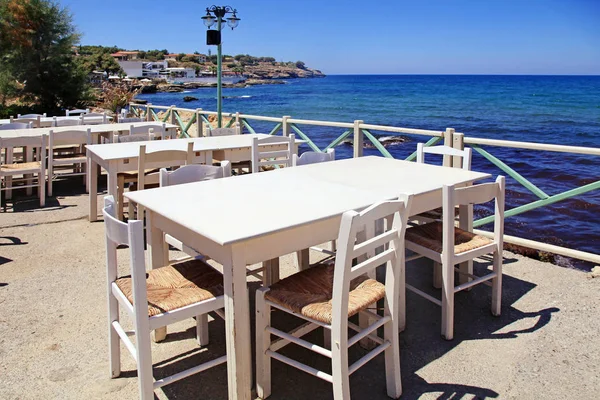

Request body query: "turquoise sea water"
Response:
[137, 75, 600, 261]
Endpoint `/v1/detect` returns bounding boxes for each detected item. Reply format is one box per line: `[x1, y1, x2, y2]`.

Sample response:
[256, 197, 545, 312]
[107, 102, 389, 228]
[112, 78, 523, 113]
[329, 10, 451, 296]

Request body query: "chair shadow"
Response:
[0, 256, 13, 266]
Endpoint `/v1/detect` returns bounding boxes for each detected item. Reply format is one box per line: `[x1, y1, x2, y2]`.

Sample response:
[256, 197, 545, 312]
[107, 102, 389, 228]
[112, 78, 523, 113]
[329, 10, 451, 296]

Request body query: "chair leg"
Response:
[384, 303, 402, 398]
[263, 258, 279, 286]
[108, 297, 121, 378]
[135, 331, 154, 400]
[83, 162, 89, 192]
[491, 250, 503, 316]
[441, 259, 455, 340]
[256, 288, 272, 399]
[116, 175, 124, 221]
[47, 162, 53, 197]
[196, 314, 209, 346]
[398, 256, 407, 332]
[432, 262, 442, 289]
[39, 171, 45, 207]
[331, 328, 350, 400]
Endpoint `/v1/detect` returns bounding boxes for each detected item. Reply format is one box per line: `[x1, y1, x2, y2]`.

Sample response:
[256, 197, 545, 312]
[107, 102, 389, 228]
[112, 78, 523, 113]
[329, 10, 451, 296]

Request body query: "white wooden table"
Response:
[0, 121, 178, 146]
[0, 115, 111, 127]
[86, 134, 301, 221]
[124, 156, 490, 400]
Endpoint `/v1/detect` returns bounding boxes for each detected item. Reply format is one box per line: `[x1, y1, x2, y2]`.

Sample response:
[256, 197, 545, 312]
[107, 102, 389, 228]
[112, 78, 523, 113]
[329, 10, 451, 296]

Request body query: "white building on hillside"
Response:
[117, 60, 143, 78]
[164, 67, 196, 79]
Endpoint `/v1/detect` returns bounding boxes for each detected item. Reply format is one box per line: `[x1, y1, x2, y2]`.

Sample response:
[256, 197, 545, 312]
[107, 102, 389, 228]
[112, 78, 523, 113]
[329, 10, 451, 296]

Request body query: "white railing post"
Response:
[452, 132, 465, 168]
[443, 128, 455, 167]
[170, 105, 176, 125]
[353, 120, 364, 158]
[146, 103, 153, 121]
[282, 115, 291, 137]
[196, 108, 203, 137]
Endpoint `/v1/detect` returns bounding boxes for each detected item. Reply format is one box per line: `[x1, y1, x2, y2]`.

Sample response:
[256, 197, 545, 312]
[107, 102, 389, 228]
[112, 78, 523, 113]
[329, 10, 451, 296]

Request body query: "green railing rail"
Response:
[128, 103, 600, 263]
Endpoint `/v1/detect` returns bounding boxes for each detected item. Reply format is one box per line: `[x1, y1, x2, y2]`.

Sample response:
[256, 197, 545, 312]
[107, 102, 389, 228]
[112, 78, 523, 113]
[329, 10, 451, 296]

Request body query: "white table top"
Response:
[0, 115, 111, 127]
[86, 134, 294, 161]
[126, 156, 491, 246]
[0, 121, 178, 140]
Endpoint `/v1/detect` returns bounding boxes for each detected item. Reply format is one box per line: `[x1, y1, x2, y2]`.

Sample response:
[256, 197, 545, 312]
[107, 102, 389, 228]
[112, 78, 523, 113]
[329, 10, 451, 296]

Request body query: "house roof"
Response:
[111, 51, 139, 56]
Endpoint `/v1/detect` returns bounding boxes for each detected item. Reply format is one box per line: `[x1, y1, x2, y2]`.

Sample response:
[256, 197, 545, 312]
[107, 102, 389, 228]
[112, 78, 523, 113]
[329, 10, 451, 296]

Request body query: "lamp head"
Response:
[226, 11, 240, 29]
[201, 10, 215, 28]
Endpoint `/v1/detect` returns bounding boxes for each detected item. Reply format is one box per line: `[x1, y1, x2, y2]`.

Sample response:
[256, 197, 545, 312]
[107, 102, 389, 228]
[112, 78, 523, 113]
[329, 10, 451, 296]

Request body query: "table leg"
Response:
[295, 248, 310, 271]
[25, 146, 33, 196]
[223, 244, 252, 400]
[88, 157, 98, 222]
[146, 210, 167, 342]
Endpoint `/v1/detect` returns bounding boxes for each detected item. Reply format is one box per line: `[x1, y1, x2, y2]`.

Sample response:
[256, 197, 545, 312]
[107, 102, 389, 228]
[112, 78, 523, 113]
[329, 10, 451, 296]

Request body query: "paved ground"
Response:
[1, 182, 599, 399]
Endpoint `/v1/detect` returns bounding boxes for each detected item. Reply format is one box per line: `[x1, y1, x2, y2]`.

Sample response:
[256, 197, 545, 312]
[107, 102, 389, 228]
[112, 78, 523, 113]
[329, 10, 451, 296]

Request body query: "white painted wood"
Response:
[0, 122, 32, 130]
[292, 148, 335, 166]
[51, 117, 82, 127]
[48, 128, 91, 196]
[208, 123, 241, 136]
[405, 175, 506, 340]
[101, 196, 227, 399]
[65, 108, 89, 116]
[81, 112, 108, 125]
[416, 142, 472, 170]
[251, 134, 295, 173]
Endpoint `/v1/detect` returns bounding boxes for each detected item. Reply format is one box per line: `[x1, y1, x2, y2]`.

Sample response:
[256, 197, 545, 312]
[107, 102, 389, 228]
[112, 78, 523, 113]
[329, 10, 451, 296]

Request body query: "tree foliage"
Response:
[0, 0, 92, 111]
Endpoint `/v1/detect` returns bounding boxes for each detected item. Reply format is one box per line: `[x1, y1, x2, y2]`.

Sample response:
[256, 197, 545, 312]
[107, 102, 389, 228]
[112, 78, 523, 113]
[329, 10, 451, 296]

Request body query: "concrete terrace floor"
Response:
[0, 180, 599, 400]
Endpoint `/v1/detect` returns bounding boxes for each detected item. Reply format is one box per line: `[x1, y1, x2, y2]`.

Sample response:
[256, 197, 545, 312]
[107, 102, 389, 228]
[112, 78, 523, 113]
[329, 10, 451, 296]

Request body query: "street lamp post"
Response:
[202, 5, 240, 128]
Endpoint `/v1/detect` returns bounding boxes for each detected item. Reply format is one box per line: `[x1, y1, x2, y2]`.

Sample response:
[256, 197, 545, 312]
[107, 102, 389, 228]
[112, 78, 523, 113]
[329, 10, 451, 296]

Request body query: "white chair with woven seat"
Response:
[0, 123, 32, 169]
[48, 128, 92, 196]
[10, 116, 41, 128]
[66, 108, 89, 116]
[256, 195, 412, 400]
[80, 112, 107, 125]
[404, 175, 505, 340]
[159, 162, 231, 259]
[130, 123, 171, 140]
[124, 142, 196, 220]
[0, 135, 46, 207]
[208, 123, 241, 137]
[118, 116, 143, 123]
[251, 134, 295, 173]
[102, 196, 226, 400]
[51, 117, 82, 127]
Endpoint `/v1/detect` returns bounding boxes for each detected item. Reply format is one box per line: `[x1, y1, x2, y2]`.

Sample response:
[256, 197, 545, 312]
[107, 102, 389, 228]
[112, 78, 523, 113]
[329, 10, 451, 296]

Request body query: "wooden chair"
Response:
[10, 116, 41, 128]
[0, 135, 46, 207]
[48, 128, 92, 196]
[80, 112, 107, 124]
[251, 134, 295, 173]
[256, 195, 412, 400]
[292, 148, 335, 166]
[404, 176, 505, 340]
[0, 123, 32, 165]
[65, 108, 89, 116]
[125, 142, 195, 220]
[117, 116, 143, 123]
[208, 123, 241, 137]
[0, 122, 32, 130]
[17, 113, 46, 119]
[102, 196, 226, 400]
[159, 162, 232, 260]
[51, 117, 82, 127]
[130, 123, 171, 139]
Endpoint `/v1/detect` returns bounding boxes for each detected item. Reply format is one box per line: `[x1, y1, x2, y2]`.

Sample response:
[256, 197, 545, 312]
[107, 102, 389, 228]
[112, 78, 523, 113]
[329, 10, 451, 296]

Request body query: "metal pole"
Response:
[217, 17, 223, 128]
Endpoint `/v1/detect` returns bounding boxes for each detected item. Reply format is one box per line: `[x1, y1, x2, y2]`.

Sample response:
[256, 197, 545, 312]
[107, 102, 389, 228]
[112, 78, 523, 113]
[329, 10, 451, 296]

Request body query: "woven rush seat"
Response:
[265, 263, 385, 324]
[405, 221, 492, 254]
[115, 258, 224, 317]
[1, 161, 42, 173]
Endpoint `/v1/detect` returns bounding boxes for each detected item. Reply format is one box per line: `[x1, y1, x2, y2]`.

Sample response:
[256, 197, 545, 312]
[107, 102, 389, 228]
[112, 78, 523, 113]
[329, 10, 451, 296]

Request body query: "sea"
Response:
[137, 75, 600, 266]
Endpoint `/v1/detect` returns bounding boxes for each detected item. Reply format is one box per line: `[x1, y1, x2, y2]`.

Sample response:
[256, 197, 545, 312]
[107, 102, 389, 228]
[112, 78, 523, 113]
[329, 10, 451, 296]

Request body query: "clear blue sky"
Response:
[60, 0, 600, 75]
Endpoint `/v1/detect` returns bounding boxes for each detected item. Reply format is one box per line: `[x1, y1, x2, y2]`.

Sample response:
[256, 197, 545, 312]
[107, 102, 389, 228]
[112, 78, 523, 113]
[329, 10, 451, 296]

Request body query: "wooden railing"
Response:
[129, 103, 600, 264]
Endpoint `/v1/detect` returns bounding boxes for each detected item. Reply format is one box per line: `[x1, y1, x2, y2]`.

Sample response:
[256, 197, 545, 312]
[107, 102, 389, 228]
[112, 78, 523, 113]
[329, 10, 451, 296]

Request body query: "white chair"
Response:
[48, 128, 92, 196]
[17, 113, 46, 119]
[130, 123, 171, 140]
[10, 116, 41, 128]
[0, 122, 32, 130]
[292, 148, 335, 166]
[80, 112, 107, 124]
[123, 142, 195, 220]
[159, 162, 232, 259]
[416, 143, 471, 170]
[256, 195, 412, 400]
[0, 123, 32, 165]
[251, 134, 295, 173]
[208, 123, 241, 137]
[404, 176, 505, 340]
[51, 117, 82, 127]
[65, 108, 89, 116]
[0, 135, 46, 207]
[102, 196, 226, 400]
[118, 116, 143, 123]
[112, 132, 154, 143]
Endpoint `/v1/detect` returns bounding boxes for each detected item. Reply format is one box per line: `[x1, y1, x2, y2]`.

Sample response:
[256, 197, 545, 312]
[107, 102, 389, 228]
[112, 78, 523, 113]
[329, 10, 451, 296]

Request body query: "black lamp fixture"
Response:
[201, 5, 240, 127]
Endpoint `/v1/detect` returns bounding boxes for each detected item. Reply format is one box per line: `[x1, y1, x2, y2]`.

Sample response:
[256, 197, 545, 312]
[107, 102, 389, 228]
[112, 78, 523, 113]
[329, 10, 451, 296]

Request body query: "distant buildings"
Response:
[110, 51, 140, 61]
[110, 51, 208, 79]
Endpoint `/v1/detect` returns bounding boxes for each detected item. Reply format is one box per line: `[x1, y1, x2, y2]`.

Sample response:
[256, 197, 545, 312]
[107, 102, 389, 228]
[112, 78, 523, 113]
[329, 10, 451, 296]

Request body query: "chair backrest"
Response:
[52, 117, 82, 127]
[81, 112, 107, 124]
[208, 123, 241, 137]
[66, 108, 89, 116]
[118, 116, 143, 123]
[49, 128, 92, 149]
[10, 116, 40, 128]
[330, 195, 412, 327]
[160, 161, 231, 187]
[0, 134, 47, 161]
[130, 123, 169, 139]
[113, 133, 154, 143]
[102, 196, 148, 319]
[137, 142, 194, 190]
[251, 134, 295, 173]
[18, 113, 46, 118]
[416, 143, 472, 170]
[0, 122, 32, 130]
[292, 148, 335, 166]
[444, 175, 505, 254]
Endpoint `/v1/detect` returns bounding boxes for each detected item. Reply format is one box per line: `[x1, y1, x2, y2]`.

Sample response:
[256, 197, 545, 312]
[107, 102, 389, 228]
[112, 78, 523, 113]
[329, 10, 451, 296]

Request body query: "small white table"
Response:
[0, 115, 111, 127]
[86, 134, 301, 221]
[125, 156, 490, 400]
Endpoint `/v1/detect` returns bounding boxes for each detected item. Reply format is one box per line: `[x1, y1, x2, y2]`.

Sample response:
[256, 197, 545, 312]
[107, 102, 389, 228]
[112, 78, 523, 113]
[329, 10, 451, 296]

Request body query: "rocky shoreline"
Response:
[137, 76, 317, 94]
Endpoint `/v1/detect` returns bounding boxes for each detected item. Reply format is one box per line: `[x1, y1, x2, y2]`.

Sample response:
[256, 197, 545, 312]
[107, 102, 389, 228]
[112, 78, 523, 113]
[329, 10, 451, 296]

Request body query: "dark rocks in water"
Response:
[139, 84, 157, 94]
[343, 135, 409, 149]
[183, 96, 199, 102]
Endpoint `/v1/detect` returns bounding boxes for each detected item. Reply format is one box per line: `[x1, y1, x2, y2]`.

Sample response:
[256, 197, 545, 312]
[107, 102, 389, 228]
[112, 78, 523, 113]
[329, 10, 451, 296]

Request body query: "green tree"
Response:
[295, 61, 306, 69]
[0, 0, 92, 111]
